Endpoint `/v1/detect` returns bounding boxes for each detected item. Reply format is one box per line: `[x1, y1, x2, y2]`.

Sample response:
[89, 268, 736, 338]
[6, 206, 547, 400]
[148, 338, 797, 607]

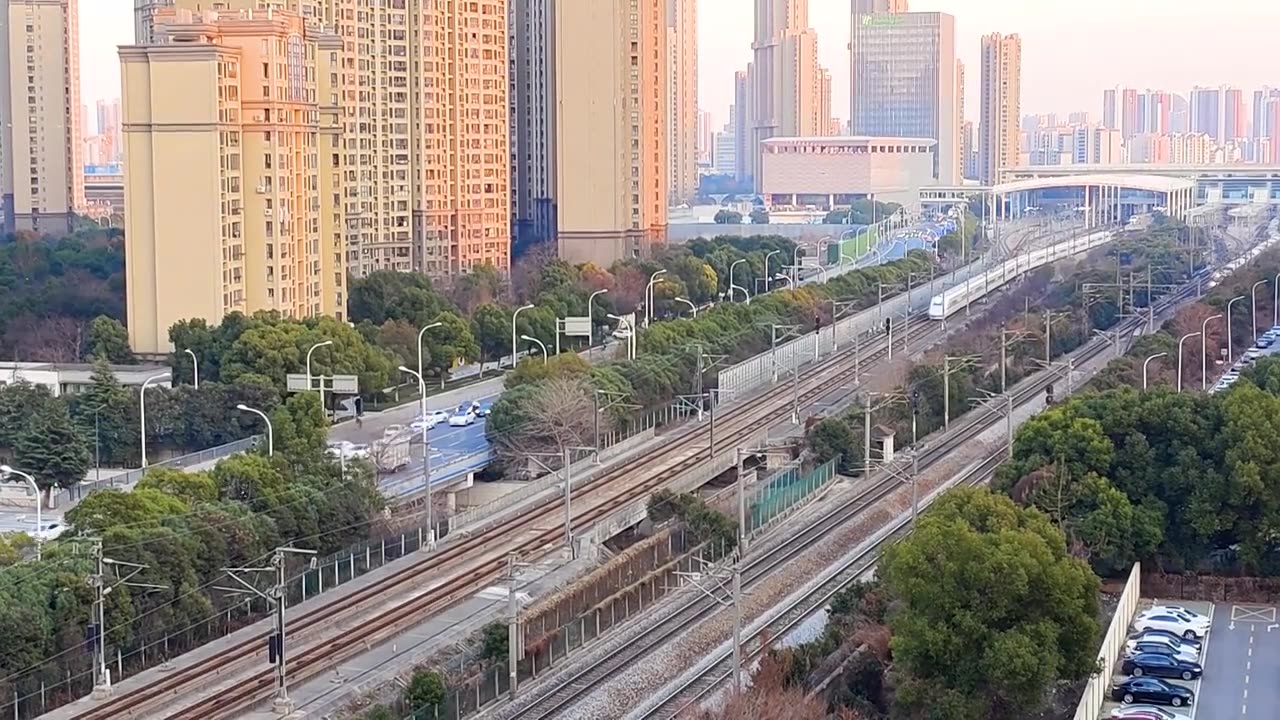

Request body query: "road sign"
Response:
[286, 373, 309, 392]
[285, 373, 359, 394]
[331, 375, 359, 394]
[560, 316, 591, 338]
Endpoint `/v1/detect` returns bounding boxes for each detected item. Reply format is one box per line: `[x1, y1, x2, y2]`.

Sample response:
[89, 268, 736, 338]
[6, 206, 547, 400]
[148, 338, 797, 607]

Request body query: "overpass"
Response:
[1000, 164, 1280, 207]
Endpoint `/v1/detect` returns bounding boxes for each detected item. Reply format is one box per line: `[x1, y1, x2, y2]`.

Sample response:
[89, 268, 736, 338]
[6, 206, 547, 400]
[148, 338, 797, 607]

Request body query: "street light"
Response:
[139, 372, 170, 468]
[587, 289, 609, 352]
[764, 249, 781, 284]
[236, 404, 273, 456]
[773, 273, 793, 289]
[183, 348, 199, 389]
[521, 335, 548, 364]
[1142, 352, 1167, 390]
[606, 314, 635, 360]
[645, 270, 667, 328]
[511, 303, 535, 368]
[1202, 314, 1222, 391]
[1252, 280, 1267, 344]
[1273, 273, 1280, 328]
[1227, 295, 1246, 364]
[306, 340, 334, 415]
[0, 466, 40, 560]
[729, 258, 748, 303]
[399, 366, 436, 548]
[416, 321, 443, 393]
[840, 252, 856, 268]
[675, 297, 698, 317]
[1177, 332, 1200, 393]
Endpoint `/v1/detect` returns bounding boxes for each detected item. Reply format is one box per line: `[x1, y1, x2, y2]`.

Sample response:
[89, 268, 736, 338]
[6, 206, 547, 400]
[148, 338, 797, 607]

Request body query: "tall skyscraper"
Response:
[555, 0, 666, 265]
[666, 0, 698, 204]
[849, 12, 960, 183]
[1169, 93, 1189, 134]
[960, 120, 976, 179]
[814, 67, 834, 136]
[1189, 86, 1223, 143]
[133, 0, 172, 43]
[120, 6, 345, 354]
[956, 59, 965, 178]
[978, 32, 1021, 185]
[95, 98, 123, 163]
[747, 0, 826, 187]
[511, 0, 557, 252]
[1102, 88, 1117, 130]
[697, 110, 714, 166]
[1224, 87, 1245, 143]
[0, 0, 85, 233]
[1120, 88, 1139, 140]
[733, 70, 750, 185]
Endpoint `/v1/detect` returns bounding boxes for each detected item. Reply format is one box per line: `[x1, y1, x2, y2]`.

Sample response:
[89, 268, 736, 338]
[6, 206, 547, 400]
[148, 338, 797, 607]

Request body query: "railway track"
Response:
[71, 316, 938, 720]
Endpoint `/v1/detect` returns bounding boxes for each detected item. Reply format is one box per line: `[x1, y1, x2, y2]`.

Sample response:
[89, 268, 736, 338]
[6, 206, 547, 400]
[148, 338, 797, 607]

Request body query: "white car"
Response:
[1139, 605, 1210, 624]
[1132, 612, 1210, 640]
[21, 520, 67, 541]
[448, 405, 477, 427]
[326, 441, 370, 460]
[383, 424, 405, 438]
[411, 410, 451, 433]
[1110, 704, 1189, 719]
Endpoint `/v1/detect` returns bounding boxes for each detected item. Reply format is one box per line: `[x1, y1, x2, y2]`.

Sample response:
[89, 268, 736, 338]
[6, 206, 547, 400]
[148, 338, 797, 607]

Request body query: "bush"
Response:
[403, 669, 447, 718]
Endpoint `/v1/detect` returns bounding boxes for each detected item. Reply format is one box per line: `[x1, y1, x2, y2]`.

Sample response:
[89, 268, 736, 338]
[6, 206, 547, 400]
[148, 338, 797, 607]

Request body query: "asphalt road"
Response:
[1196, 602, 1280, 719]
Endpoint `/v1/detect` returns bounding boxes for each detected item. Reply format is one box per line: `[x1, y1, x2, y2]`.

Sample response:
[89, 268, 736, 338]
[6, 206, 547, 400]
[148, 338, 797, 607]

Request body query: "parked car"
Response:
[1126, 633, 1201, 657]
[31, 521, 67, 541]
[1142, 605, 1210, 623]
[470, 401, 490, 417]
[1128, 629, 1201, 649]
[1123, 641, 1199, 664]
[1132, 613, 1209, 640]
[383, 424, 405, 438]
[326, 441, 370, 460]
[1110, 677, 1194, 707]
[1109, 704, 1189, 720]
[448, 404, 477, 427]
[1121, 652, 1202, 680]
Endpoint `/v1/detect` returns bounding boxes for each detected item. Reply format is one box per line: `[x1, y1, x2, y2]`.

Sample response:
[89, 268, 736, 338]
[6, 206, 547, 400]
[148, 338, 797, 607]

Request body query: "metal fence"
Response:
[53, 435, 262, 505]
[746, 457, 840, 538]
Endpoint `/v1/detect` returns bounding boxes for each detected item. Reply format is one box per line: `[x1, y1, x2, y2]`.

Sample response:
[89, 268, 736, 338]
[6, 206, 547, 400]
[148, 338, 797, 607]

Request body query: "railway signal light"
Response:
[85, 622, 100, 651]
[1046, 383, 1055, 405]
[268, 632, 282, 664]
[815, 314, 821, 332]
[884, 317, 892, 335]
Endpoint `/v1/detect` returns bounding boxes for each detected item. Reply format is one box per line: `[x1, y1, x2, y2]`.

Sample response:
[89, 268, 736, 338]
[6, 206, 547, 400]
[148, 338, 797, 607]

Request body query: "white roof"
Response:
[992, 173, 1195, 195]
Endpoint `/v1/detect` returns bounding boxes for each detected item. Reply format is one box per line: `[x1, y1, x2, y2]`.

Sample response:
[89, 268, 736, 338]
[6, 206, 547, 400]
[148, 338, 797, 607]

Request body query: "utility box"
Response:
[871, 425, 896, 464]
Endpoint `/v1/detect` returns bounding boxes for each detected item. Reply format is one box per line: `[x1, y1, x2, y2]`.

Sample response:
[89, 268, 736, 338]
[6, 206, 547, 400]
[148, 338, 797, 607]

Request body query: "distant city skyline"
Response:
[81, 1, 1280, 129]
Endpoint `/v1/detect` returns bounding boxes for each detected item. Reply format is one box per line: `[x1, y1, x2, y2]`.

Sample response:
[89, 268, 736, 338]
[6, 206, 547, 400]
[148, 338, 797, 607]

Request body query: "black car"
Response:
[1128, 629, 1202, 649]
[1111, 677, 1195, 707]
[1121, 652, 1203, 680]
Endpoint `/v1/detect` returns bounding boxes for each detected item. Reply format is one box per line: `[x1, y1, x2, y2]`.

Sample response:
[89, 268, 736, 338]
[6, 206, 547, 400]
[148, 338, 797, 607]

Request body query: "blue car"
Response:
[1111, 677, 1194, 707]
[1122, 652, 1202, 680]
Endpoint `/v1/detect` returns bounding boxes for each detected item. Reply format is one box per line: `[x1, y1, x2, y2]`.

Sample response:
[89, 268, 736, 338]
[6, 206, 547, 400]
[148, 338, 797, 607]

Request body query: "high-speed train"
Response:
[1203, 222, 1280, 291]
[928, 230, 1116, 320]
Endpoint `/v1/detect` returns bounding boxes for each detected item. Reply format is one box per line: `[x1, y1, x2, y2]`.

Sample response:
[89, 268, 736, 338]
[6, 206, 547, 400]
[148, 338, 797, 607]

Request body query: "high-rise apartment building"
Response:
[978, 32, 1021, 185]
[814, 66, 833, 136]
[713, 121, 737, 176]
[120, 6, 345, 354]
[960, 120, 976, 179]
[849, 12, 960, 183]
[555, 0, 666, 266]
[95, 98, 123, 163]
[0, 0, 85, 233]
[1102, 88, 1117, 129]
[697, 110, 714, 166]
[1120, 88, 1139, 140]
[511, 0, 557, 252]
[733, 70, 750, 185]
[1190, 86, 1222, 143]
[1224, 87, 1245, 143]
[956, 59, 965, 176]
[747, 0, 826, 187]
[666, 0, 698, 204]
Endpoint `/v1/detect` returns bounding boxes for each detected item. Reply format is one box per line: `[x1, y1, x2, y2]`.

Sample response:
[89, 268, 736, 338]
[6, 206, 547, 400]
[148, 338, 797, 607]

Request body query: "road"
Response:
[1196, 602, 1280, 719]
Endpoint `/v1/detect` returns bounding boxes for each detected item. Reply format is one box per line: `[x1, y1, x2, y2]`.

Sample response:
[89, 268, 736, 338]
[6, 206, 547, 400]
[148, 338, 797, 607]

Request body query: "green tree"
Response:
[668, 255, 719, 304]
[481, 621, 508, 662]
[403, 668, 447, 717]
[421, 311, 480, 382]
[0, 381, 56, 449]
[347, 271, 451, 327]
[808, 417, 858, 473]
[881, 487, 1100, 719]
[714, 209, 743, 224]
[13, 400, 91, 493]
[136, 467, 219, 504]
[472, 303, 513, 369]
[70, 361, 139, 466]
[749, 209, 770, 225]
[268, 392, 329, 465]
[85, 315, 134, 364]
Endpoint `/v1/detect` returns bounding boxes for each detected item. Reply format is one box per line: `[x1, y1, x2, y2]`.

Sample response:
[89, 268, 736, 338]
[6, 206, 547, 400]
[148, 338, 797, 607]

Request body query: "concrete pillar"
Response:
[444, 490, 457, 513]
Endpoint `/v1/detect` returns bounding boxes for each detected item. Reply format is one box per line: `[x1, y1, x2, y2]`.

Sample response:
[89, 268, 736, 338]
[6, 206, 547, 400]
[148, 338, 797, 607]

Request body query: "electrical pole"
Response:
[862, 394, 872, 477]
[219, 546, 317, 715]
[506, 554, 528, 701]
[85, 538, 167, 700]
[562, 445, 573, 549]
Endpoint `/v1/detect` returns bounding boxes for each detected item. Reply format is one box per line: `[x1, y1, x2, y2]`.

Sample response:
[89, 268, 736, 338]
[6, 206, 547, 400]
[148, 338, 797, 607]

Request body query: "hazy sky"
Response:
[81, 0, 1279, 131]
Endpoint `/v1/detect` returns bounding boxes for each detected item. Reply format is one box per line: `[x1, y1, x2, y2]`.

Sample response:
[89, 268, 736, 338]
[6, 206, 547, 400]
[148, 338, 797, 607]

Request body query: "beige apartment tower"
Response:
[979, 32, 1021, 186]
[0, 0, 85, 233]
[120, 6, 345, 354]
[667, 0, 697, 205]
[555, 0, 666, 266]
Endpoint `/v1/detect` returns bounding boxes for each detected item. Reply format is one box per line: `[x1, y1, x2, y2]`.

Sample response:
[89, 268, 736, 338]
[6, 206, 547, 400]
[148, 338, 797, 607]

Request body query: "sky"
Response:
[81, 0, 1280, 131]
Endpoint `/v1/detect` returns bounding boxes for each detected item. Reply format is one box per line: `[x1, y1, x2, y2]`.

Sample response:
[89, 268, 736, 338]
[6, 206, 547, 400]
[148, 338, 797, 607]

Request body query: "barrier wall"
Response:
[1072, 563, 1142, 720]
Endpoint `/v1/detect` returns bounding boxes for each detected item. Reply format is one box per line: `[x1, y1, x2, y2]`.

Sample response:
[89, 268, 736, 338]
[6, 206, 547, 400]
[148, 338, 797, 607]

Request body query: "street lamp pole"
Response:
[773, 273, 793, 289]
[587, 289, 609, 354]
[1252, 280, 1267, 344]
[399, 366, 435, 548]
[1202, 314, 1222, 390]
[1142, 352, 1167, 390]
[139, 373, 170, 468]
[0, 466, 39, 560]
[522, 335, 548, 364]
[675, 297, 697, 317]
[729, 258, 748, 303]
[183, 348, 199, 389]
[645, 270, 667, 328]
[306, 340, 334, 417]
[1227, 295, 1246, 364]
[511, 304, 535, 368]
[236, 404, 274, 456]
[607, 314, 636, 360]
[1177, 332, 1199, 393]
[416, 321, 443, 395]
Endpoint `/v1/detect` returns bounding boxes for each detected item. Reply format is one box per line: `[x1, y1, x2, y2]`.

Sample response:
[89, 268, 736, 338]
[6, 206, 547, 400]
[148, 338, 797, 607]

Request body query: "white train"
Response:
[928, 230, 1116, 320]
[1203, 223, 1280, 291]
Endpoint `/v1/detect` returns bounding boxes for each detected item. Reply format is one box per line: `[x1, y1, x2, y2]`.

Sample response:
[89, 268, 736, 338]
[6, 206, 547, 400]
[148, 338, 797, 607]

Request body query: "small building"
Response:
[0, 362, 173, 397]
[871, 424, 897, 464]
[760, 136, 938, 211]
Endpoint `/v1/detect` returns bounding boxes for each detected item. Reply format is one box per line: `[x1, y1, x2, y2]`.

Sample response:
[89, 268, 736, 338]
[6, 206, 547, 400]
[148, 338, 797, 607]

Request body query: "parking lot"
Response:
[1102, 600, 1280, 719]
